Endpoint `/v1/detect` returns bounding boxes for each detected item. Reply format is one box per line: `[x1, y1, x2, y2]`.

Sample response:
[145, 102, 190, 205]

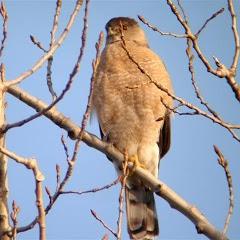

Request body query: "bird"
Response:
[92, 17, 173, 240]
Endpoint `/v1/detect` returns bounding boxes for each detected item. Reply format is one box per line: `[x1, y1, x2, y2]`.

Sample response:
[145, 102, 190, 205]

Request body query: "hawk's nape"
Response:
[92, 17, 173, 240]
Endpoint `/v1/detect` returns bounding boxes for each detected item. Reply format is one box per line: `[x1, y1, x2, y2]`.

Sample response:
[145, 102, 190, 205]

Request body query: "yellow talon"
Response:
[128, 154, 146, 173]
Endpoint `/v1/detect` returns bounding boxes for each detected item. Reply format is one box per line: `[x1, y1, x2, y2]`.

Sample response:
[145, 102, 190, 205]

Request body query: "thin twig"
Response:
[30, 35, 47, 52]
[56, 164, 61, 191]
[186, 38, 220, 119]
[5, 0, 83, 87]
[0, 1, 8, 58]
[45, 186, 53, 204]
[2, 0, 88, 134]
[166, 0, 240, 102]
[10, 201, 20, 240]
[47, 0, 62, 101]
[46, 56, 57, 100]
[120, 33, 240, 142]
[196, 8, 224, 37]
[177, 0, 188, 22]
[90, 209, 117, 238]
[116, 153, 129, 240]
[60, 177, 119, 195]
[10, 1, 93, 233]
[55, 0, 90, 196]
[138, 15, 187, 38]
[0, 147, 46, 240]
[61, 134, 70, 163]
[228, 0, 240, 72]
[50, 0, 62, 46]
[213, 145, 234, 235]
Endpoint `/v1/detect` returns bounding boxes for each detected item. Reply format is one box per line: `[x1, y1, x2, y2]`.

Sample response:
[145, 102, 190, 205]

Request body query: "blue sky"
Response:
[3, 0, 240, 239]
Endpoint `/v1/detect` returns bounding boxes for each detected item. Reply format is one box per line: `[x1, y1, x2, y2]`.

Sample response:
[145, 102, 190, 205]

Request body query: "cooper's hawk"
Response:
[92, 17, 173, 240]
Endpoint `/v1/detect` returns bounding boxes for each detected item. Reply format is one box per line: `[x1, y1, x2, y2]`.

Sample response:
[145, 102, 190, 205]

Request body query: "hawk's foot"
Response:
[128, 154, 146, 174]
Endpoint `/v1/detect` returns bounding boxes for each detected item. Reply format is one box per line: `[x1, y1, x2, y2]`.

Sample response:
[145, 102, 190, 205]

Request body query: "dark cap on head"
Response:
[105, 17, 138, 30]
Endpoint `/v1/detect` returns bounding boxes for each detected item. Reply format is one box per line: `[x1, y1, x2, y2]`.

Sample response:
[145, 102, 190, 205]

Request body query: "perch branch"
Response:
[6, 85, 228, 239]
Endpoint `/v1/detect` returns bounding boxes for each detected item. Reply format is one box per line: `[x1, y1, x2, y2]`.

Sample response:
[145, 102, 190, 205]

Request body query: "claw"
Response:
[127, 154, 146, 175]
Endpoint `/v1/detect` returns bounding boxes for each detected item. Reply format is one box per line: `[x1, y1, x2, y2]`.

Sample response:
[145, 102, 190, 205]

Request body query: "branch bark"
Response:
[7, 85, 228, 240]
[0, 65, 10, 240]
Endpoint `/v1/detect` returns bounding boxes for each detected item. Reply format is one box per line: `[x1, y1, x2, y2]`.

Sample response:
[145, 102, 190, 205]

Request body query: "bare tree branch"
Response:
[0, 147, 46, 240]
[5, 0, 83, 87]
[186, 39, 220, 119]
[0, 63, 10, 240]
[227, 0, 240, 72]
[120, 36, 240, 141]
[61, 134, 70, 162]
[165, 0, 240, 103]
[46, 0, 63, 101]
[116, 155, 129, 240]
[196, 7, 224, 37]
[2, 0, 88, 134]
[90, 209, 117, 238]
[213, 145, 234, 235]
[10, 201, 20, 240]
[138, 15, 187, 38]
[55, 164, 61, 191]
[6, 84, 228, 239]
[30, 35, 47, 53]
[60, 177, 119, 195]
[0, 1, 8, 58]
[50, 0, 62, 47]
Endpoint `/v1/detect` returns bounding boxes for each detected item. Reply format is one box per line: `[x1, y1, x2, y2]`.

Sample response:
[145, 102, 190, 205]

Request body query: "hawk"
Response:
[92, 17, 173, 240]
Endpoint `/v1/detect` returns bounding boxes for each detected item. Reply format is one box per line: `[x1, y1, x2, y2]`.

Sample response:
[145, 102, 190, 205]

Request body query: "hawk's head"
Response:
[105, 17, 148, 46]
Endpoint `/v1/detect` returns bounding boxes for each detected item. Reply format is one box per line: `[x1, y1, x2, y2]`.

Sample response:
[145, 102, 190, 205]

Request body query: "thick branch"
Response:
[7, 85, 228, 239]
[0, 147, 46, 240]
[0, 65, 10, 240]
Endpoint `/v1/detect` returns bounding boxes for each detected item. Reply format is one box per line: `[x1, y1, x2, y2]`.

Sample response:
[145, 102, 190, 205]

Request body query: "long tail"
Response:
[125, 185, 159, 240]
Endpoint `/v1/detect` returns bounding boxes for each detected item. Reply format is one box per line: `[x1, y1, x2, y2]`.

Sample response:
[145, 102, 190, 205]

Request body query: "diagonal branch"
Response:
[90, 209, 117, 238]
[196, 8, 224, 37]
[5, 0, 83, 87]
[164, 0, 240, 103]
[138, 15, 187, 38]
[120, 39, 240, 142]
[2, 0, 89, 134]
[6, 85, 228, 240]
